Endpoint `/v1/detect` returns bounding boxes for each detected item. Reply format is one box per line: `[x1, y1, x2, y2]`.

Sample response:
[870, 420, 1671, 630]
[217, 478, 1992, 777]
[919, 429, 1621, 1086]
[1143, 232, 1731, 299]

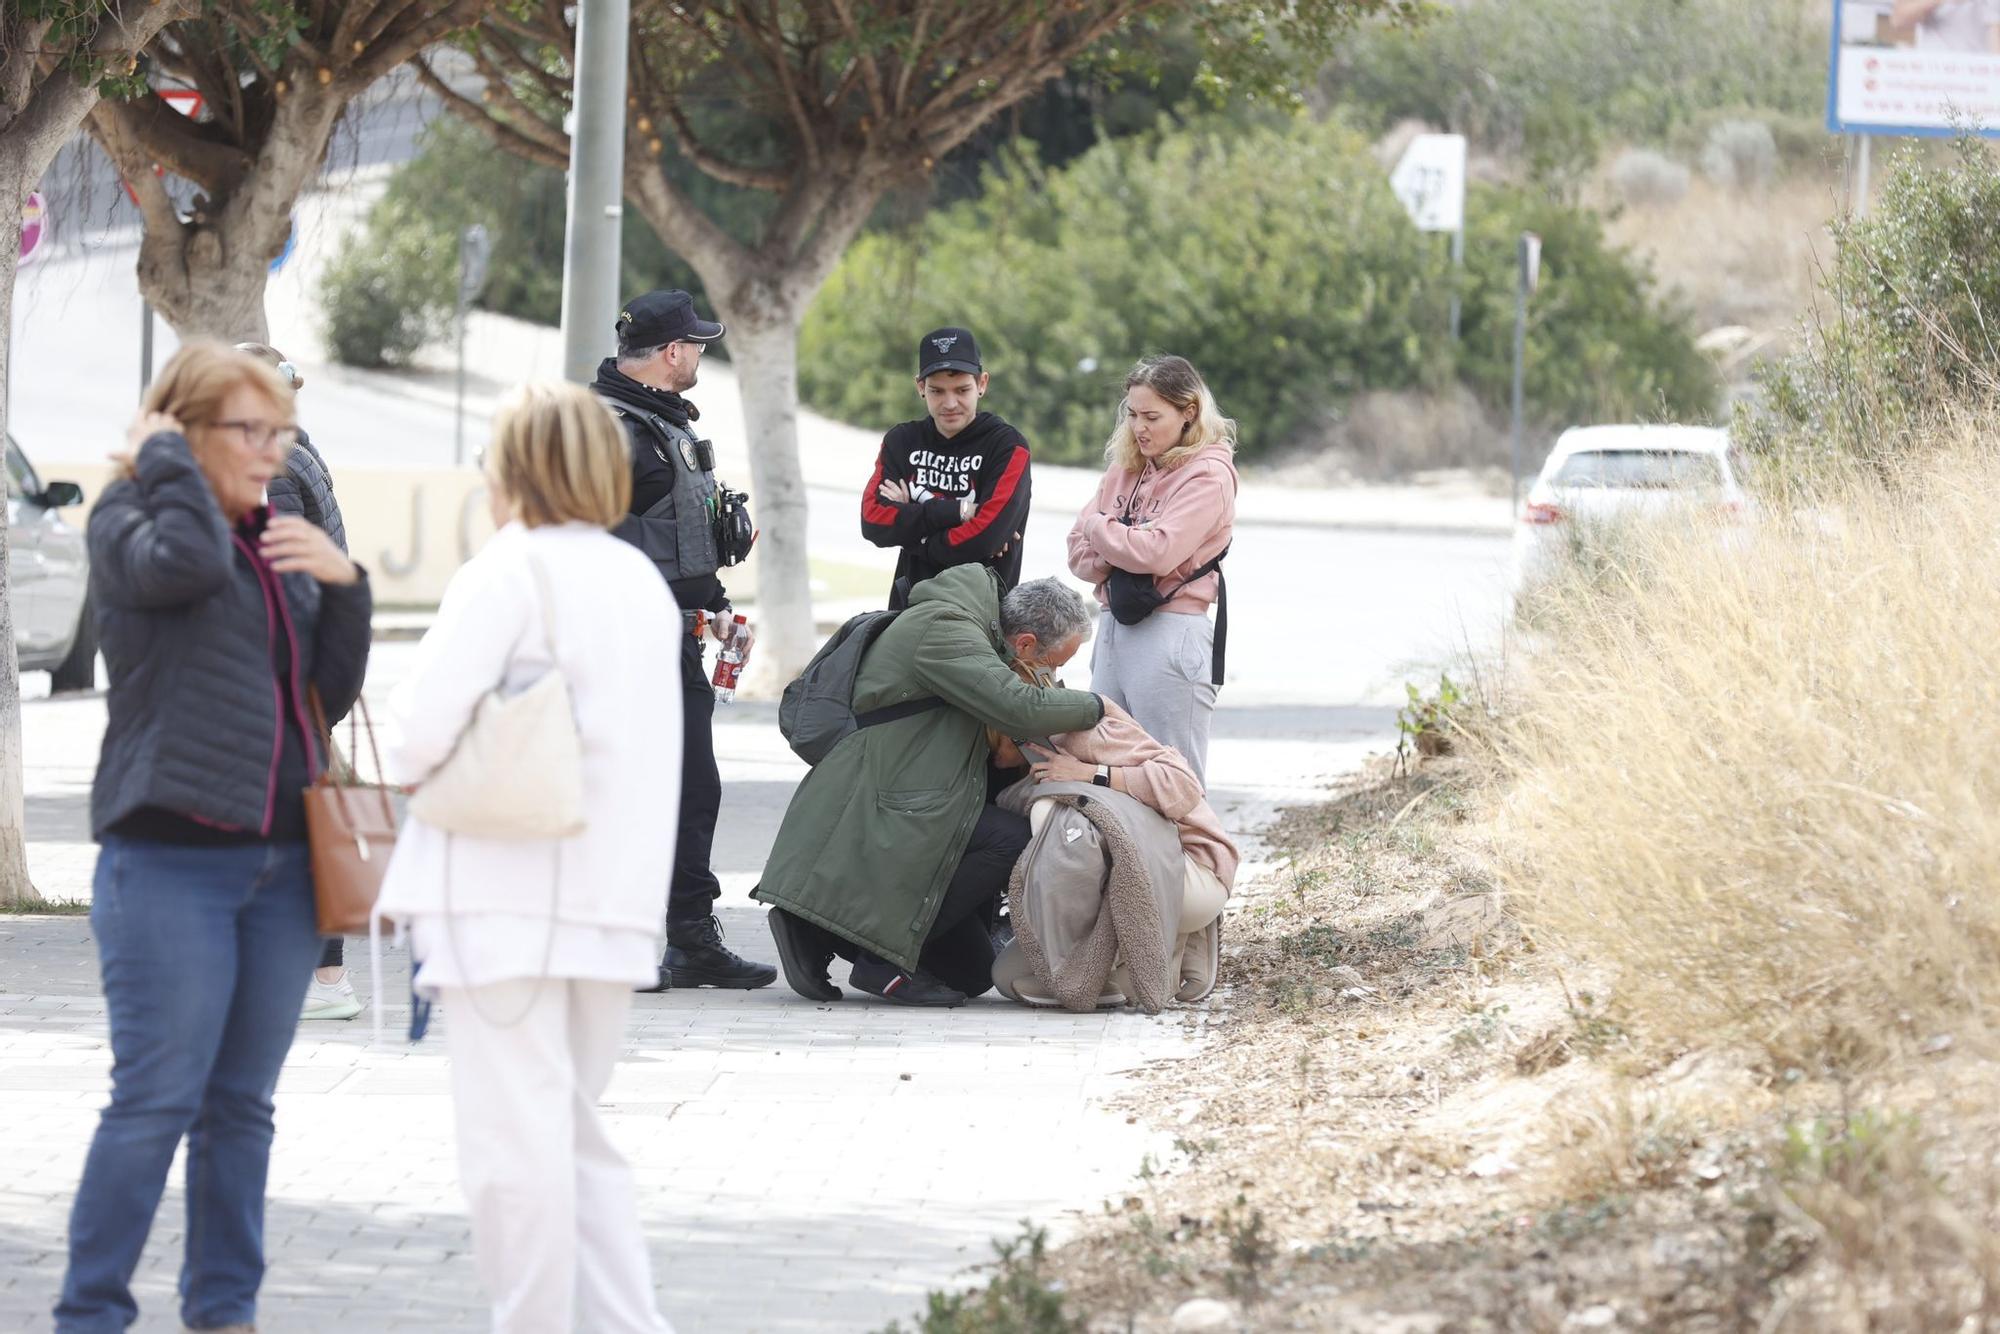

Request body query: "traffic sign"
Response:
[159, 89, 205, 119]
[1390, 134, 1467, 234]
[20, 191, 48, 264]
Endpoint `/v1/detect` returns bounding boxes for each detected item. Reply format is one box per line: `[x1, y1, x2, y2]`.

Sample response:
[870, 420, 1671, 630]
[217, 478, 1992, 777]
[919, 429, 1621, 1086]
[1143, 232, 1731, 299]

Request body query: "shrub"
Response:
[803, 118, 1439, 463]
[1611, 148, 1692, 209]
[801, 118, 1716, 464]
[317, 196, 456, 367]
[1698, 119, 1779, 193]
[880, 1228, 1083, 1334]
[1744, 137, 2000, 472]
[1673, 106, 1830, 176]
[1453, 184, 1719, 432]
[1325, 0, 1826, 150]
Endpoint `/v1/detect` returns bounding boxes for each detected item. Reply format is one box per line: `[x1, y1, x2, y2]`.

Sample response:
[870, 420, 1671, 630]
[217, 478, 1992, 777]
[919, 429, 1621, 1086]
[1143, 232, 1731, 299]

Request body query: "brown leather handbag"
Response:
[304, 689, 399, 935]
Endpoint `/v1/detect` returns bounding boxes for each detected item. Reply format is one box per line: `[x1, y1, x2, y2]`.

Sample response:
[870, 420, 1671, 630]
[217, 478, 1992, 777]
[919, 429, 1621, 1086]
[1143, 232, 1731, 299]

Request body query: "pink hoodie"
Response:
[1048, 700, 1240, 891]
[1066, 440, 1238, 615]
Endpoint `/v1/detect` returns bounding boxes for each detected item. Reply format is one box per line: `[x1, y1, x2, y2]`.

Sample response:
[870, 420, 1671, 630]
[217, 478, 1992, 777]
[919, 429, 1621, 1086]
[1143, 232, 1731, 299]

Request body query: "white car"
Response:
[1510, 425, 1747, 596]
[6, 435, 95, 691]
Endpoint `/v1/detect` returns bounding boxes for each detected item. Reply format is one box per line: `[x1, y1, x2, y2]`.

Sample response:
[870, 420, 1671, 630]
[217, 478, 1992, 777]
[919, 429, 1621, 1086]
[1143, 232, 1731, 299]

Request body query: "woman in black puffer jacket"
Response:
[55, 342, 372, 1334]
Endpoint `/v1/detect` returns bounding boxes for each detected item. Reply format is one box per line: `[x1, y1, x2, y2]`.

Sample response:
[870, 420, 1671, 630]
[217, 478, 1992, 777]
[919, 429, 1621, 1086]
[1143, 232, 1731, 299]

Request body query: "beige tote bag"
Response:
[408, 551, 585, 839]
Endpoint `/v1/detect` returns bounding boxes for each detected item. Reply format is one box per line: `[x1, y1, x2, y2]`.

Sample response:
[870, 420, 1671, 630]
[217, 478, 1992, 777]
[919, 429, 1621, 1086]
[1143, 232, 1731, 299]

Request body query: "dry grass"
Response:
[1601, 170, 1835, 340]
[1497, 434, 2000, 1071]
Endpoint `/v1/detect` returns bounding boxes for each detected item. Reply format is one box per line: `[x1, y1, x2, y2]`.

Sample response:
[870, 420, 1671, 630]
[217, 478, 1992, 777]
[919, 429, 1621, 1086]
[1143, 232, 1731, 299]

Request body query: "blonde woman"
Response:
[58, 343, 371, 1333]
[1065, 356, 1238, 784]
[375, 383, 682, 1333]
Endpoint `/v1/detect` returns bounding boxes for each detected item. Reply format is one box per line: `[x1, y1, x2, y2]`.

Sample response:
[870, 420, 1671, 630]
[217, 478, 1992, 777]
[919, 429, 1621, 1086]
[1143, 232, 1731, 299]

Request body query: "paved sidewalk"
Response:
[0, 667, 1384, 1332]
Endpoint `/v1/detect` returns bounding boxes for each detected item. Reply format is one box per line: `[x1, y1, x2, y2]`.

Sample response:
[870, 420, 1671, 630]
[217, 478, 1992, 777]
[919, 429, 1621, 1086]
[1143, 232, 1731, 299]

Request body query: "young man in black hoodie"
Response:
[860, 327, 1032, 610]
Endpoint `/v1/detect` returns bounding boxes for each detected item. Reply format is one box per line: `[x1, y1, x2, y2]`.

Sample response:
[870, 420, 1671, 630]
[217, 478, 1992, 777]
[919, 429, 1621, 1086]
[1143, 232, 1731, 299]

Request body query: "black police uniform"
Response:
[594, 289, 774, 991]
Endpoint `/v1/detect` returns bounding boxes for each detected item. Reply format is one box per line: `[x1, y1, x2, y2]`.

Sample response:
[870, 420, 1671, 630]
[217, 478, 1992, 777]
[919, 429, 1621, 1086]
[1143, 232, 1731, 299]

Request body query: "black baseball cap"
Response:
[616, 289, 725, 350]
[917, 327, 982, 379]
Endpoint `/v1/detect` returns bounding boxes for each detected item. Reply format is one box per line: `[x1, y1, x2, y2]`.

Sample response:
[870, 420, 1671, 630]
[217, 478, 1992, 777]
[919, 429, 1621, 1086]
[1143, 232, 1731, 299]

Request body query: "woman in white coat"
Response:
[376, 382, 683, 1334]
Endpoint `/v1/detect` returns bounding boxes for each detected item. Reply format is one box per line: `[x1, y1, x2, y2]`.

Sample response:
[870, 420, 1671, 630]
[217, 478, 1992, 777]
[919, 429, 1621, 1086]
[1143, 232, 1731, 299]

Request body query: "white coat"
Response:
[374, 521, 683, 949]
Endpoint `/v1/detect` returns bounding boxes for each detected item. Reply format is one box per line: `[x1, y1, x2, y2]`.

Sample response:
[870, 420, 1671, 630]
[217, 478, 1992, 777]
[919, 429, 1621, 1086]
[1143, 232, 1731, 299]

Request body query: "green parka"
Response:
[753, 566, 1103, 969]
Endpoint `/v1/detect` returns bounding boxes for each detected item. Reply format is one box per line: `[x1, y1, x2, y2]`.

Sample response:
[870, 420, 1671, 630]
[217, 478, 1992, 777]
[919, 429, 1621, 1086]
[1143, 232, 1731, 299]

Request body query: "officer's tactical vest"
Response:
[607, 402, 721, 580]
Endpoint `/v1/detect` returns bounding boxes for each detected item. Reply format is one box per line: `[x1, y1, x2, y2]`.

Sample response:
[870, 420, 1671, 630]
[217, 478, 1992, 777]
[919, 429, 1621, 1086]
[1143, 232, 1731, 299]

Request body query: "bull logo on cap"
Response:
[930, 335, 959, 354]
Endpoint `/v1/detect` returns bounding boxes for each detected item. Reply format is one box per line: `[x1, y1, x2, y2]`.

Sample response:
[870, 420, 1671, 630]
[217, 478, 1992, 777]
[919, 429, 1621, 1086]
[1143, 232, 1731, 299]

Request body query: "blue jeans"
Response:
[56, 837, 321, 1333]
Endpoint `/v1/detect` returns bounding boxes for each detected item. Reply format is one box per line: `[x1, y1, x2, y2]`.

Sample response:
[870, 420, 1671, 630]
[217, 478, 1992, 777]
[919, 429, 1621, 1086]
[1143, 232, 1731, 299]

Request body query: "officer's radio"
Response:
[714, 485, 755, 567]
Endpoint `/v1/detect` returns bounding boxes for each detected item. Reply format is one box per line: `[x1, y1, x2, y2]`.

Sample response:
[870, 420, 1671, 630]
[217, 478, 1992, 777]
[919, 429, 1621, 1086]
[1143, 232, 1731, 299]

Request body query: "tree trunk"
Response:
[136, 217, 277, 342]
[0, 180, 41, 905]
[719, 310, 817, 692]
[119, 84, 345, 343]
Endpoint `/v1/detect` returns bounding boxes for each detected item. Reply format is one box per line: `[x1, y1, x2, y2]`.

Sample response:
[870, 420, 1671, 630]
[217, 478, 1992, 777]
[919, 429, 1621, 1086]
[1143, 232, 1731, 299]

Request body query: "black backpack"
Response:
[778, 610, 943, 765]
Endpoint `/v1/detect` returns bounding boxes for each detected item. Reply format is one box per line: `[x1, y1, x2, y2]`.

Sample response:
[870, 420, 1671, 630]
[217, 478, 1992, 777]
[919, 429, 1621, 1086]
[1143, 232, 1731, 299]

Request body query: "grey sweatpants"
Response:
[1088, 609, 1218, 785]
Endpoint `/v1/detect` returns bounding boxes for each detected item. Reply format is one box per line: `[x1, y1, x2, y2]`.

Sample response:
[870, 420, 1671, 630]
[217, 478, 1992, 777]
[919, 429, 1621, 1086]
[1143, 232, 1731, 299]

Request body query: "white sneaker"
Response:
[300, 971, 363, 1021]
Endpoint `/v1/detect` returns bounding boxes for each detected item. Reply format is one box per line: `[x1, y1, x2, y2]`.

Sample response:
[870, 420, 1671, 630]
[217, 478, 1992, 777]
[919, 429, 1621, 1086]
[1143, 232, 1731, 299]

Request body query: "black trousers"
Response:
[670, 631, 724, 926]
[916, 804, 1030, 997]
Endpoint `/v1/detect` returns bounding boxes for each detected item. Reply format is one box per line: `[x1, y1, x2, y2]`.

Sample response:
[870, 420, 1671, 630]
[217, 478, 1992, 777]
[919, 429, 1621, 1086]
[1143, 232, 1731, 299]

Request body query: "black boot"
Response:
[665, 915, 778, 990]
[849, 956, 967, 1008]
[768, 909, 843, 1002]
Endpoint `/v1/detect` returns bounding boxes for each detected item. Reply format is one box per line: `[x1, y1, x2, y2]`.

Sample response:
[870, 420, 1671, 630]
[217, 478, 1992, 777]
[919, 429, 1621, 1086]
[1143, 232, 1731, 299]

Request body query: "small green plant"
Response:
[0, 896, 91, 915]
[1397, 674, 1464, 771]
[1779, 1110, 1927, 1194]
[1451, 1001, 1512, 1051]
[879, 1226, 1083, 1334]
[1277, 923, 1345, 968]
[1173, 1136, 1220, 1164]
[1270, 975, 1322, 1018]
[1220, 1201, 1276, 1301]
[1533, 1194, 1632, 1244]
[1559, 981, 1633, 1056]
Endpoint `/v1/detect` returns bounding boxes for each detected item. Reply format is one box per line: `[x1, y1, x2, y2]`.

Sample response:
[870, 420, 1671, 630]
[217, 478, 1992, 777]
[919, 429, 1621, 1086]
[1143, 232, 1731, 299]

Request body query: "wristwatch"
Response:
[1092, 764, 1111, 788]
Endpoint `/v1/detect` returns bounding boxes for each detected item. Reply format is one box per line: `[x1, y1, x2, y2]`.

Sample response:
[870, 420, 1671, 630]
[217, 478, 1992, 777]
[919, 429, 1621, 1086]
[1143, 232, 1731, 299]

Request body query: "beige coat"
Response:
[993, 701, 1236, 1009]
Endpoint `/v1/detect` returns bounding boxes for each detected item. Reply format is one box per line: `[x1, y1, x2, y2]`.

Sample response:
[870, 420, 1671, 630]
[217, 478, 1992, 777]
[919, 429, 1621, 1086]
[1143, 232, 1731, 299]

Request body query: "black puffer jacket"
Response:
[88, 433, 373, 839]
[265, 429, 346, 552]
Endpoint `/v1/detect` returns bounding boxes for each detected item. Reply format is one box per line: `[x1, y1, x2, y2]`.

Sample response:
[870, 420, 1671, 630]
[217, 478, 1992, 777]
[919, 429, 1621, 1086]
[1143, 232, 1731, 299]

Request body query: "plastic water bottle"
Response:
[711, 614, 749, 703]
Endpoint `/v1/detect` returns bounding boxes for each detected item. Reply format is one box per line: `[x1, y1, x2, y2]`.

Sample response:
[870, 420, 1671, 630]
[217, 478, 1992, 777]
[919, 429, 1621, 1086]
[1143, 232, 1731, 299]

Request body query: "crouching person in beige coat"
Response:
[987, 586, 1238, 1008]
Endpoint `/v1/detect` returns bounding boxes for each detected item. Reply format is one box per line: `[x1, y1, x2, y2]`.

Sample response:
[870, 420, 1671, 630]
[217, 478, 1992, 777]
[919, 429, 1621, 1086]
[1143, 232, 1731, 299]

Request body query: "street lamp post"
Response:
[1509, 232, 1541, 514]
[558, 0, 631, 385]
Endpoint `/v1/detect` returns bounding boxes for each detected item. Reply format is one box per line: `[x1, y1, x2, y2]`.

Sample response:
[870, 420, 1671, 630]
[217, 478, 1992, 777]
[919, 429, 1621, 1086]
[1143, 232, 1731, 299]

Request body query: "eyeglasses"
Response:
[209, 419, 300, 454]
[674, 340, 706, 356]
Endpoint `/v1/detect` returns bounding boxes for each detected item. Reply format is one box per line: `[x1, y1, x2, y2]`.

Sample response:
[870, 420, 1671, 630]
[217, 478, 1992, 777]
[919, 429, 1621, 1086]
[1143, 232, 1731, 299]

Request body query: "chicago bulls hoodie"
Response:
[860, 411, 1031, 609]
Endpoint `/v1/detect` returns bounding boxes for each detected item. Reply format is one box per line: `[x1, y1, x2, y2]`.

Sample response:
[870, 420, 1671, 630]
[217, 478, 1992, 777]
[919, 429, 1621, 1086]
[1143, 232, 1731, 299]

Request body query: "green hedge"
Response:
[1745, 138, 2000, 472]
[1325, 0, 1827, 150]
[799, 117, 1717, 464]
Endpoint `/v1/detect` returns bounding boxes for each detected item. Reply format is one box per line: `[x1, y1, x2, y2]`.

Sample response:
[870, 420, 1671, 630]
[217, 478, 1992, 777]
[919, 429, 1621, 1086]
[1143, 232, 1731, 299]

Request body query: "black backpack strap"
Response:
[1161, 542, 1230, 600]
[1210, 566, 1227, 687]
[855, 695, 946, 730]
[1157, 542, 1228, 686]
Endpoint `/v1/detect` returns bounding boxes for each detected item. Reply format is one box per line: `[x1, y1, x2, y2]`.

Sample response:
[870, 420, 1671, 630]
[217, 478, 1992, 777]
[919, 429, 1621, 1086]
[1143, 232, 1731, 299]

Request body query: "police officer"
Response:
[595, 289, 777, 991]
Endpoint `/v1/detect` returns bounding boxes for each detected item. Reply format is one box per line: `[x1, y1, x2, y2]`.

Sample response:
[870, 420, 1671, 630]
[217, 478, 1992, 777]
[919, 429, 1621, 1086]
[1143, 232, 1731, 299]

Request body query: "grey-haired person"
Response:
[237, 341, 364, 1023]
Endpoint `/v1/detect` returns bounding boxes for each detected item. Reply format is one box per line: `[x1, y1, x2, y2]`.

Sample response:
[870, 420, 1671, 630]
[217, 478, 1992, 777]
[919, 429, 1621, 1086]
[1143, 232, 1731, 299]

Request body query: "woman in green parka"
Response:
[757, 568, 1102, 1005]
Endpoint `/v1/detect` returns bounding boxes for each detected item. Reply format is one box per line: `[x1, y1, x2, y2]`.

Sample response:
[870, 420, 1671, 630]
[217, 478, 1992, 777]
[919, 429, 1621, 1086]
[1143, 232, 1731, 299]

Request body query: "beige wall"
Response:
[53, 462, 497, 607]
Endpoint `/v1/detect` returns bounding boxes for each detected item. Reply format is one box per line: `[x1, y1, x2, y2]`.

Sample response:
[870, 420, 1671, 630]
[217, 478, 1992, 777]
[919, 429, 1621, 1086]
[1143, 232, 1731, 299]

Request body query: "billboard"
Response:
[1829, 1, 2000, 135]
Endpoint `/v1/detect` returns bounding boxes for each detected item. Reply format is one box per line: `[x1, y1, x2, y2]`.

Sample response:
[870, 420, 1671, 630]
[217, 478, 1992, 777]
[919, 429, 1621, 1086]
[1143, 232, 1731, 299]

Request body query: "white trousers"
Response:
[440, 978, 672, 1334]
